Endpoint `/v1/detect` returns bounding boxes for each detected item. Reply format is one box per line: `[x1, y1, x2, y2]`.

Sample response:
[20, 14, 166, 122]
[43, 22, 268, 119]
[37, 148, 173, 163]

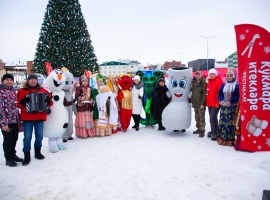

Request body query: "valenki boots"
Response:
[246, 122, 262, 137]
[35, 148, 45, 160]
[22, 152, 31, 166]
[251, 115, 268, 129]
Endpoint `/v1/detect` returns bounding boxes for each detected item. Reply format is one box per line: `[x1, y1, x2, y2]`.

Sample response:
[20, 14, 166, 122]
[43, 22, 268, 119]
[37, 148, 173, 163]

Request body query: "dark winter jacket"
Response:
[190, 77, 207, 107]
[154, 85, 170, 121]
[17, 82, 52, 121]
[0, 84, 19, 127]
[206, 76, 223, 107]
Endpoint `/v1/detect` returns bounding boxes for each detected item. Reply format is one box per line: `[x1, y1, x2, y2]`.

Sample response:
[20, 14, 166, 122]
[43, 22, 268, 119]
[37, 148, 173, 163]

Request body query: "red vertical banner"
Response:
[235, 24, 270, 151]
[44, 62, 53, 76]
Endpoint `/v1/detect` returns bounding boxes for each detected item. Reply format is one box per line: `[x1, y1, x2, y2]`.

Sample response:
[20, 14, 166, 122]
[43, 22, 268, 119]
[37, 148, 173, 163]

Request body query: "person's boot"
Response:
[211, 133, 217, 141]
[35, 148, 45, 160]
[13, 154, 23, 162]
[135, 127, 139, 131]
[207, 131, 212, 138]
[199, 131, 205, 138]
[22, 152, 31, 166]
[132, 125, 136, 129]
[193, 129, 200, 134]
[6, 159, 17, 167]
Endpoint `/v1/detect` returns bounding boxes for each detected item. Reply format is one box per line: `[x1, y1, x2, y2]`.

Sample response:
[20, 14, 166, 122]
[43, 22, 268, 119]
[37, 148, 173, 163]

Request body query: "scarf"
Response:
[96, 91, 118, 128]
[223, 80, 237, 102]
[131, 81, 144, 90]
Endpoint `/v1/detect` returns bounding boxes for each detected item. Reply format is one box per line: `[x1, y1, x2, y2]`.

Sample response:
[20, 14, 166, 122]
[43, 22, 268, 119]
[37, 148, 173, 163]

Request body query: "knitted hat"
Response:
[27, 74, 38, 81]
[157, 78, 165, 83]
[133, 75, 140, 81]
[2, 74, 14, 82]
[208, 68, 217, 76]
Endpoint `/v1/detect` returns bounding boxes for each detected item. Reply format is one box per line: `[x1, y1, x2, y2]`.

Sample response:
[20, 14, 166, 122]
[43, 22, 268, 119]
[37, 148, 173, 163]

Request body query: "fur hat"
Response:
[27, 74, 38, 81]
[133, 75, 140, 81]
[2, 74, 14, 82]
[80, 75, 88, 82]
[226, 68, 236, 79]
[208, 68, 217, 76]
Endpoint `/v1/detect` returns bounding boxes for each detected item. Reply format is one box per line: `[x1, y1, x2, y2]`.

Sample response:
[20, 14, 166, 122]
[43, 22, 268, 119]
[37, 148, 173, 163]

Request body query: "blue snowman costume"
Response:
[43, 69, 72, 153]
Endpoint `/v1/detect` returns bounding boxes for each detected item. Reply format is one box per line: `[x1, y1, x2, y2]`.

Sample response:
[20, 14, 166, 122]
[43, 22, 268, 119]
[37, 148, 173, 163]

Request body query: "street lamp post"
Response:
[176, 52, 186, 66]
[200, 36, 215, 71]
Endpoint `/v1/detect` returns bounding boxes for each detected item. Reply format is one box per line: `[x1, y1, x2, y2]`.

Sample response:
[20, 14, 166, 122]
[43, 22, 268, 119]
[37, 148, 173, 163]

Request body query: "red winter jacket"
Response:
[206, 76, 223, 107]
[17, 82, 53, 121]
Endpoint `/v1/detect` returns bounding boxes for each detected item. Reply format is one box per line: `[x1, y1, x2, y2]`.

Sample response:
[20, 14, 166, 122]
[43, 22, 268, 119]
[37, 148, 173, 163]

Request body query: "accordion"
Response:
[26, 92, 49, 113]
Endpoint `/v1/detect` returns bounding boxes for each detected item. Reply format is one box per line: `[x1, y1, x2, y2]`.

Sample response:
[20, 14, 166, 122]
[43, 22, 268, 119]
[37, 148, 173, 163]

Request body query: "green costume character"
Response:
[136, 70, 164, 128]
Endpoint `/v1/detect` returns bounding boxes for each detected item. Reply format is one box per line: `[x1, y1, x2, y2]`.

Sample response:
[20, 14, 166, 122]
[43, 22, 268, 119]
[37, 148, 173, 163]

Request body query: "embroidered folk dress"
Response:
[75, 85, 96, 138]
[217, 81, 239, 146]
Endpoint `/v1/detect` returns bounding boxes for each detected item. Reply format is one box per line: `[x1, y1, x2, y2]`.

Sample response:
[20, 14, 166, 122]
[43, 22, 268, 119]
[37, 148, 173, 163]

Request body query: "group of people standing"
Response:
[0, 67, 239, 167]
[190, 68, 239, 147]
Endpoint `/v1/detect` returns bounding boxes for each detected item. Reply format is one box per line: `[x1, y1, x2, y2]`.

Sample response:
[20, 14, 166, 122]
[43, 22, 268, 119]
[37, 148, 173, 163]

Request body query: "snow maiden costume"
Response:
[43, 69, 73, 153]
[95, 86, 118, 137]
[106, 74, 121, 133]
[217, 68, 239, 146]
[61, 68, 75, 142]
[162, 67, 192, 131]
[75, 75, 96, 138]
[117, 74, 133, 132]
[136, 70, 164, 129]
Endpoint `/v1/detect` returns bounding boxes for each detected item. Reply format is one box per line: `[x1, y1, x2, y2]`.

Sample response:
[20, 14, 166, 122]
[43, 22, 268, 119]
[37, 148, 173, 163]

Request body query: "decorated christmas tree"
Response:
[33, 0, 99, 77]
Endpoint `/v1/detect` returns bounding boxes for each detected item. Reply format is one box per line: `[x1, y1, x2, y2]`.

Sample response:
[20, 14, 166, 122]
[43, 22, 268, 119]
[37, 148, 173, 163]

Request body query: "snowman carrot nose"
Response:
[57, 73, 62, 80]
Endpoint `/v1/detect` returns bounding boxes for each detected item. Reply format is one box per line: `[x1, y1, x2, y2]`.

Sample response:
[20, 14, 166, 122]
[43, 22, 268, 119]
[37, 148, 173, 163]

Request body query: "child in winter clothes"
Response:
[131, 75, 144, 131]
[154, 78, 171, 130]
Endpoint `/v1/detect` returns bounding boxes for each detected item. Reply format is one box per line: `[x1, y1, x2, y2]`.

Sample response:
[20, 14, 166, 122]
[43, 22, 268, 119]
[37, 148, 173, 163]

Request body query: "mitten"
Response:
[20, 96, 30, 105]
[166, 91, 171, 98]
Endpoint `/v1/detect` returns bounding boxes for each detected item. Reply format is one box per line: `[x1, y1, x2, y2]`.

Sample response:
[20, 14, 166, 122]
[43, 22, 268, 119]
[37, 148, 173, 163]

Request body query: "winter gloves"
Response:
[20, 96, 30, 105]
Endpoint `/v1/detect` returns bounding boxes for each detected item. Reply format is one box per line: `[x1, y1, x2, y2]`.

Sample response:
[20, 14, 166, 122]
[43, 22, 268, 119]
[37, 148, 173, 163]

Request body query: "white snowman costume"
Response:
[43, 69, 71, 153]
[162, 67, 192, 131]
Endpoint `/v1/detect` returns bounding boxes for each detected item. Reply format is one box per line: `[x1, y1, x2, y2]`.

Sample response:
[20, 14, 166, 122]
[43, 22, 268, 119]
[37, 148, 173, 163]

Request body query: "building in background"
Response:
[228, 52, 238, 68]
[188, 59, 215, 72]
[0, 60, 27, 85]
[99, 60, 143, 76]
[215, 60, 228, 68]
[162, 60, 186, 71]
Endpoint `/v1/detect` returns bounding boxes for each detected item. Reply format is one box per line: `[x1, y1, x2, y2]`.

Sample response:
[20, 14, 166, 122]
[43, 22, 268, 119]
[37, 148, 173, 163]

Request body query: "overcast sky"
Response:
[0, 0, 269, 66]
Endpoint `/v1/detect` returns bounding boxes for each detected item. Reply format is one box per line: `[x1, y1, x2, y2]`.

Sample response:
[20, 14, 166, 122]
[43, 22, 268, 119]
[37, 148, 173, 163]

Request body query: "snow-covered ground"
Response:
[0, 110, 269, 200]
